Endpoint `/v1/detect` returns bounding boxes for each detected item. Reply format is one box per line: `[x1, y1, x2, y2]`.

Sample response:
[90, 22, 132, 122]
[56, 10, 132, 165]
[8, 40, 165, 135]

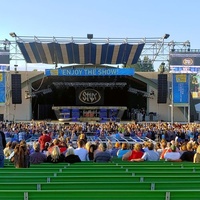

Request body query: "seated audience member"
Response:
[164, 145, 181, 161]
[4, 141, 12, 159]
[110, 142, 120, 157]
[117, 143, 130, 158]
[46, 146, 65, 163]
[94, 143, 112, 163]
[74, 139, 89, 161]
[131, 142, 159, 162]
[122, 143, 143, 161]
[155, 142, 162, 156]
[65, 147, 81, 164]
[168, 142, 195, 162]
[58, 131, 66, 142]
[48, 139, 60, 153]
[193, 145, 200, 163]
[88, 143, 98, 161]
[160, 140, 172, 160]
[10, 140, 30, 168]
[41, 142, 50, 155]
[30, 142, 47, 164]
[179, 142, 187, 155]
[78, 133, 87, 144]
[8, 141, 18, 160]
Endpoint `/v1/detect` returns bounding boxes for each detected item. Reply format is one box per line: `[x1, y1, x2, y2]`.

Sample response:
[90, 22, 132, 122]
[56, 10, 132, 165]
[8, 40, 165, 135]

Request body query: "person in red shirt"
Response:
[122, 143, 144, 161]
[38, 130, 51, 151]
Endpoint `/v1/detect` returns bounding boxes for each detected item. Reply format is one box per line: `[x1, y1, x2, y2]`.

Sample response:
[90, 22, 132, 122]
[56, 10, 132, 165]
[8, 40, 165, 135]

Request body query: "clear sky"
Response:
[1, 0, 200, 71]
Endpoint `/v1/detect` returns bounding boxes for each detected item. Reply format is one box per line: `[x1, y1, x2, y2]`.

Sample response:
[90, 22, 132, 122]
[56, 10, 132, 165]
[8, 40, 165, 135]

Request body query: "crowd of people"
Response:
[0, 120, 200, 168]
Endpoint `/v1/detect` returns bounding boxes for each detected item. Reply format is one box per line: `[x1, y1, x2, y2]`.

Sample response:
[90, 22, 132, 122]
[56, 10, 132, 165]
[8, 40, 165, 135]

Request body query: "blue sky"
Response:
[1, 0, 200, 71]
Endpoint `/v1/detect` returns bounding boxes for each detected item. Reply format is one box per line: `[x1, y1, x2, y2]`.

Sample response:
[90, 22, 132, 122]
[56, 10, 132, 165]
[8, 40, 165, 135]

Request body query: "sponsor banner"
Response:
[45, 67, 134, 76]
[0, 65, 10, 71]
[169, 52, 200, 74]
[76, 88, 104, 105]
[173, 74, 189, 104]
[0, 72, 6, 104]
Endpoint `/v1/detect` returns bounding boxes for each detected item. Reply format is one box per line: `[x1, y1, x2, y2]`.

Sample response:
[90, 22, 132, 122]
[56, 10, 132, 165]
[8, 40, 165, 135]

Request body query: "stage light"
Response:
[87, 34, 93, 39]
[163, 34, 170, 39]
[9, 32, 17, 37]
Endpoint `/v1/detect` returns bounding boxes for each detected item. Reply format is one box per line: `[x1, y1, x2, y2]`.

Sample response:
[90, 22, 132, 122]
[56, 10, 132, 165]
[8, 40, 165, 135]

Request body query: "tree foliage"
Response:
[127, 56, 155, 72]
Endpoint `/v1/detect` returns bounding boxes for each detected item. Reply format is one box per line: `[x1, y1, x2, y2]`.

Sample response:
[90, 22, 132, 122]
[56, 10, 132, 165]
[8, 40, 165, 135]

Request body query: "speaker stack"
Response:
[157, 74, 168, 104]
[11, 74, 22, 104]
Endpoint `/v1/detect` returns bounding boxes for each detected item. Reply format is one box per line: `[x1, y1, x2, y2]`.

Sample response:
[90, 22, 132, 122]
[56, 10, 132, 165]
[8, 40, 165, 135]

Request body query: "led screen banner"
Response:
[173, 74, 189, 105]
[45, 67, 134, 77]
[169, 52, 200, 73]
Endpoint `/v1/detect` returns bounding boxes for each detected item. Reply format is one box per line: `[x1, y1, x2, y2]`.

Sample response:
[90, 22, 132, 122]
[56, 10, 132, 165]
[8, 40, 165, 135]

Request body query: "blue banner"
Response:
[0, 72, 6, 104]
[173, 74, 189, 104]
[45, 67, 134, 76]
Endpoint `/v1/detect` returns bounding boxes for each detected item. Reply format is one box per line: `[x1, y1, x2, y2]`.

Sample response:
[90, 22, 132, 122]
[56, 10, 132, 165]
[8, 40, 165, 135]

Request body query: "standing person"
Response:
[38, 130, 51, 151]
[0, 130, 6, 167]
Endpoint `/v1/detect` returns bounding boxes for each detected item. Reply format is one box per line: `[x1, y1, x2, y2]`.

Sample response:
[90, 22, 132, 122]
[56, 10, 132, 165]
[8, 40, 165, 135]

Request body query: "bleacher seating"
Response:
[1, 159, 200, 199]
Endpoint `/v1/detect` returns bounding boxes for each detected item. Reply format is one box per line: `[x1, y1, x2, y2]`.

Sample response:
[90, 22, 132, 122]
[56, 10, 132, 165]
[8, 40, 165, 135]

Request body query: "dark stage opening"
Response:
[31, 76, 147, 121]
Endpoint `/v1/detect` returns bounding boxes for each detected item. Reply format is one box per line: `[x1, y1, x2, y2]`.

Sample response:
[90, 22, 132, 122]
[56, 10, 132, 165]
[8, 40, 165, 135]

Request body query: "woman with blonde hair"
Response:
[46, 146, 65, 163]
[193, 145, 200, 163]
[4, 141, 12, 159]
[122, 143, 144, 161]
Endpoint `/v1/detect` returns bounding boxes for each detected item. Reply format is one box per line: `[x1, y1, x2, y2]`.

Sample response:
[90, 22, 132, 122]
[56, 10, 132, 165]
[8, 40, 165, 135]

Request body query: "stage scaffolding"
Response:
[0, 34, 195, 121]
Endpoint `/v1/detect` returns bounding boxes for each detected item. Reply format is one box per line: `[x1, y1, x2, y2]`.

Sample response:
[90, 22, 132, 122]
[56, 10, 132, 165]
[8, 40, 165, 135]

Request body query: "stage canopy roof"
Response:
[16, 37, 145, 65]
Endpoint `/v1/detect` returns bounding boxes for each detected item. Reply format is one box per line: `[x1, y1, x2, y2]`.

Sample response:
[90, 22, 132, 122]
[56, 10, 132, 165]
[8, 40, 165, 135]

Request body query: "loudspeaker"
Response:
[11, 74, 22, 104]
[157, 74, 168, 103]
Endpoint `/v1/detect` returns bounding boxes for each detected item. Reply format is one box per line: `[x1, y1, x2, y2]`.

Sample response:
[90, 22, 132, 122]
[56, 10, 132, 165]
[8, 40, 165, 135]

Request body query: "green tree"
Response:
[129, 57, 154, 72]
[141, 56, 154, 72]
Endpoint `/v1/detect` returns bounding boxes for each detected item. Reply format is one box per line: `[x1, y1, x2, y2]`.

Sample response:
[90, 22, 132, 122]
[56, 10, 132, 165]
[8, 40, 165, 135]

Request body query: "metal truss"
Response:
[0, 34, 193, 68]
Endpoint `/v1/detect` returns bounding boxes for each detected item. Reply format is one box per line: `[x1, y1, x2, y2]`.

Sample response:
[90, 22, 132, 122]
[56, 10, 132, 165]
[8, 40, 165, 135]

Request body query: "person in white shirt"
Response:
[164, 145, 181, 161]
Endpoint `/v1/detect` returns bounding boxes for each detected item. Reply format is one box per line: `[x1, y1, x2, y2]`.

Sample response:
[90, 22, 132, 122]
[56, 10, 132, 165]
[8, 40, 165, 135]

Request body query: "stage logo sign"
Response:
[76, 88, 104, 105]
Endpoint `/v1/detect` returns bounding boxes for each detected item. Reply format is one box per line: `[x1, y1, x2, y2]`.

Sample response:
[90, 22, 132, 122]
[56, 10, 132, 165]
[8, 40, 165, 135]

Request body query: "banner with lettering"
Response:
[173, 74, 189, 105]
[45, 67, 134, 77]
